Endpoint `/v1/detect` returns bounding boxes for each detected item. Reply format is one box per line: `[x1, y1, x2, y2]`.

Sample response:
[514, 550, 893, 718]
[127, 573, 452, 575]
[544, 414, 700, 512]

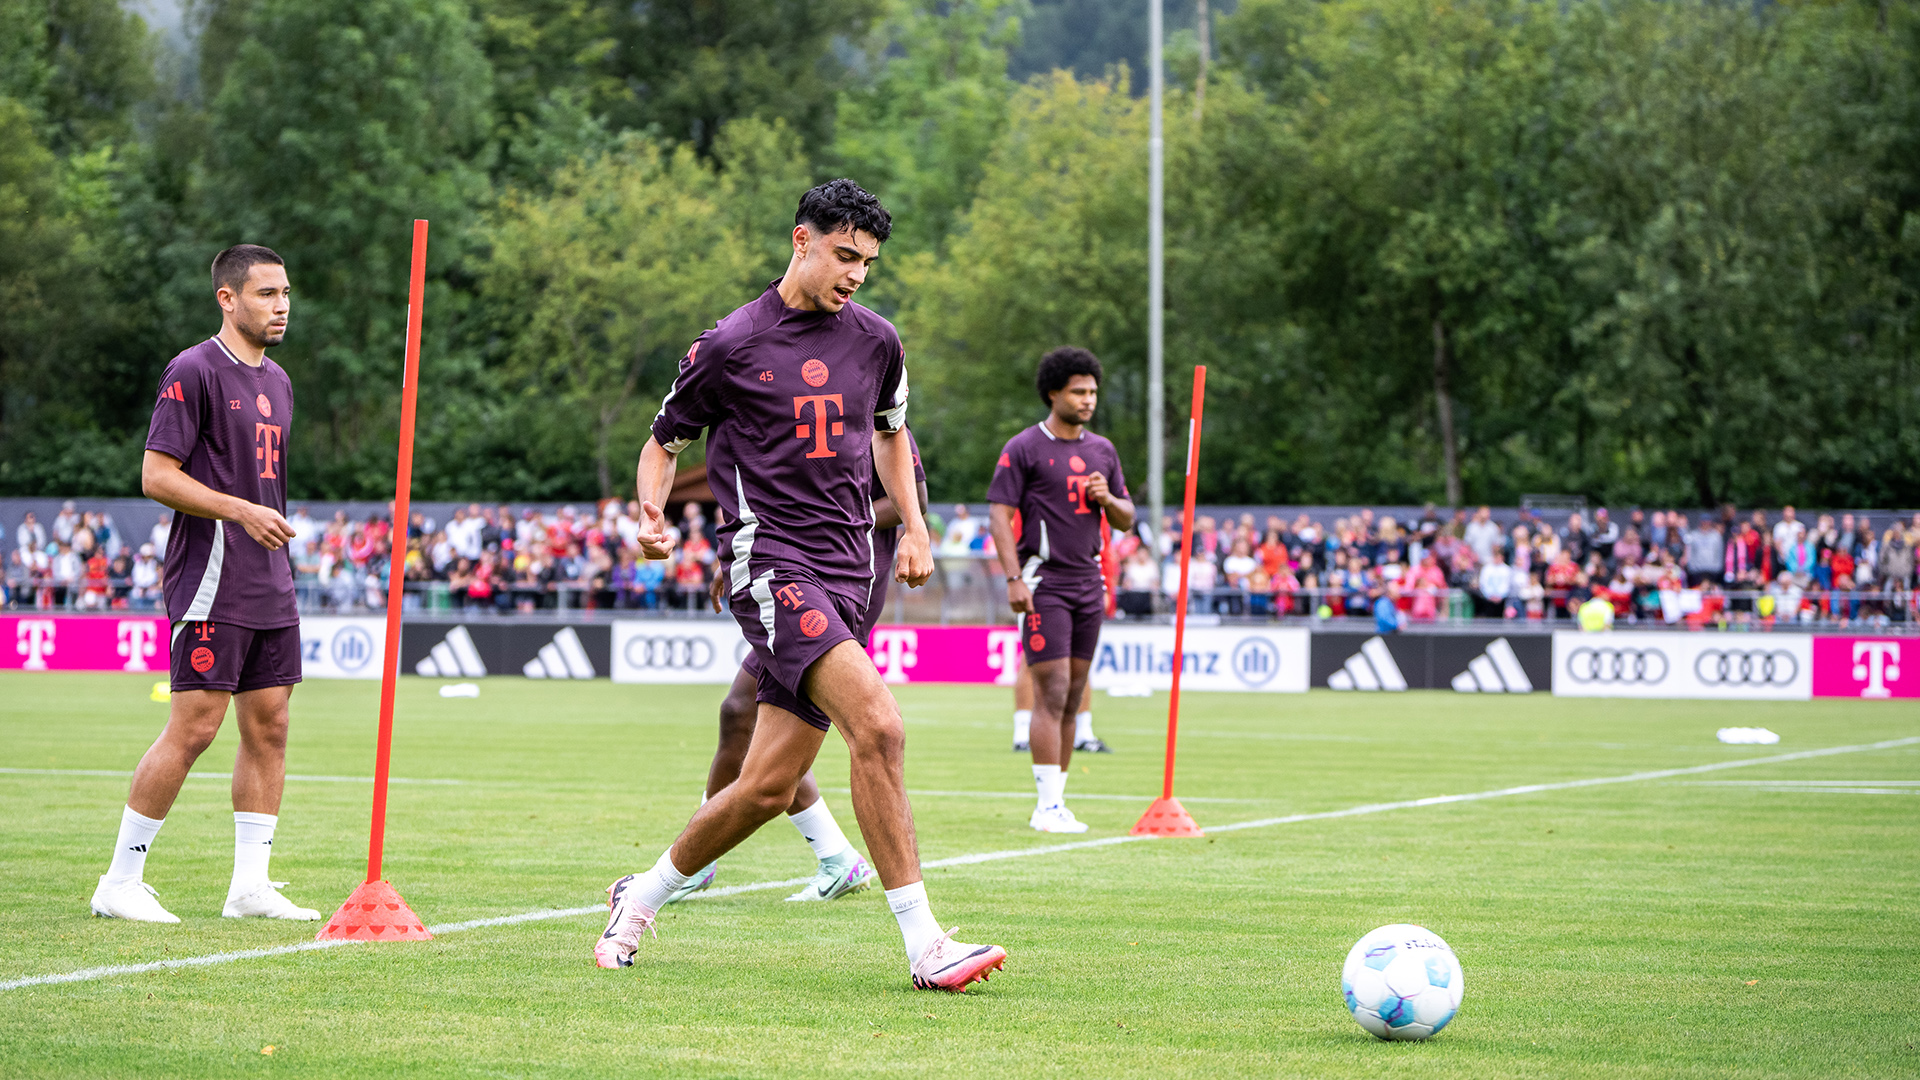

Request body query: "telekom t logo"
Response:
[255, 423, 283, 479]
[870, 629, 919, 684]
[1066, 474, 1094, 514]
[775, 583, 806, 611]
[1851, 641, 1901, 699]
[792, 394, 845, 459]
[117, 621, 157, 672]
[16, 619, 55, 671]
[986, 629, 1022, 686]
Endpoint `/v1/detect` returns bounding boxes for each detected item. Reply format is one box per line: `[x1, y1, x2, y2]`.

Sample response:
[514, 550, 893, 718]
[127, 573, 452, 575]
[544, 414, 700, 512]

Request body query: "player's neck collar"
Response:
[1039, 417, 1085, 442]
[210, 334, 265, 368]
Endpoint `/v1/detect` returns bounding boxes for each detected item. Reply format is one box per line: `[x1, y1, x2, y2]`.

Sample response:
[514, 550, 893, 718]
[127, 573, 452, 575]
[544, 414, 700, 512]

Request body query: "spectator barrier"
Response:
[7, 614, 1910, 701]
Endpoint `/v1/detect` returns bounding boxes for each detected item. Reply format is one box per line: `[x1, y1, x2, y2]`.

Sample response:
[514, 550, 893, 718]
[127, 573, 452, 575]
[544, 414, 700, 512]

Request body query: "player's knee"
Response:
[845, 708, 906, 768]
[738, 774, 800, 820]
[717, 695, 757, 749]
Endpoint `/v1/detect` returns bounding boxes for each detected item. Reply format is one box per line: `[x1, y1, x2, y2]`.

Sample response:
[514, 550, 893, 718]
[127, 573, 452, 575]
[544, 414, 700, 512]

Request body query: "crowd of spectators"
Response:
[1109, 504, 1920, 628]
[4, 502, 170, 610]
[7, 498, 1919, 628]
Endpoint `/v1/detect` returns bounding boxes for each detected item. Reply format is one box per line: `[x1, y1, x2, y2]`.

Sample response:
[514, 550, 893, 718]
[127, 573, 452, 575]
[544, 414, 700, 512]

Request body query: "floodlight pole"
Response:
[1147, 0, 1166, 568]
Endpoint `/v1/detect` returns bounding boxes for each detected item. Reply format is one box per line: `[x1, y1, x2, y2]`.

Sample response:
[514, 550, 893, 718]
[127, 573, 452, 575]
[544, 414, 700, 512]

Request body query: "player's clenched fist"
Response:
[1005, 577, 1034, 614]
[895, 529, 933, 587]
[236, 504, 296, 551]
[1085, 471, 1112, 508]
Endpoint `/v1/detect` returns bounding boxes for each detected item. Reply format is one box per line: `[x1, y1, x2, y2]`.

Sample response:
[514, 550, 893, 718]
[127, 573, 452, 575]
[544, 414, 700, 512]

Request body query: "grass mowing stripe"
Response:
[7, 733, 1914, 995]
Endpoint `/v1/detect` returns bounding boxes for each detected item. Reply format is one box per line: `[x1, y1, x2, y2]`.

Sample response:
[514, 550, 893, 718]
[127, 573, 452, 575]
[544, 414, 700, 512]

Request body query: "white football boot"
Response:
[91, 876, 181, 922]
[223, 882, 321, 920]
[910, 928, 1007, 992]
[1028, 804, 1090, 834]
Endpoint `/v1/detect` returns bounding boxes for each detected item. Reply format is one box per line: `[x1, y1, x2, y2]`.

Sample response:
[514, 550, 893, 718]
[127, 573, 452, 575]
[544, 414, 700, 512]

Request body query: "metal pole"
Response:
[1147, 0, 1166, 569]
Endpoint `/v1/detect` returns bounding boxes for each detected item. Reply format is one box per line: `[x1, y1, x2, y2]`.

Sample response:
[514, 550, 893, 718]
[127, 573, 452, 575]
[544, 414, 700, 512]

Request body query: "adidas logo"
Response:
[1327, 636, 1408, 691]
[523, 627, 595, 679]
[415, 625, 487, 678]
[1449, 637, 1534, 693]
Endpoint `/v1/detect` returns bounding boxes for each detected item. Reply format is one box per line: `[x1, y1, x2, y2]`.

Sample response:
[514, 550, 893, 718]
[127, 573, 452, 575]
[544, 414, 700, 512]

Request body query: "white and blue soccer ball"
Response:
[1341, 923, 1464, 1041]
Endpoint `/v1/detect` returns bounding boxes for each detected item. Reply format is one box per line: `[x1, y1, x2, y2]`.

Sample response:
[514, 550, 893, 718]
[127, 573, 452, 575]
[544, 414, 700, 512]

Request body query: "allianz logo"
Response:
[1093, 638, 1281, 687]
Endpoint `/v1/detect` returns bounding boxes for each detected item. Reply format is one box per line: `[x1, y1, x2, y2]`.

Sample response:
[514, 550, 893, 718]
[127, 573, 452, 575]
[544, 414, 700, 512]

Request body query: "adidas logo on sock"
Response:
[1326, 636, 1407, 691]
[1450, 637, 1534, 693]
[523, 627, 595, 679]
[128, 844, 147, 852]
[416, 625, 487, 677]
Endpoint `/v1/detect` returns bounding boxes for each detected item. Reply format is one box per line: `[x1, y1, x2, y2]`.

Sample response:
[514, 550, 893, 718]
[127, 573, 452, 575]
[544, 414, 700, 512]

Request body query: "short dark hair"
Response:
[211, 244, 284, 294]
[1036, 346, 1103, 406]
[795, 179, 891, 244]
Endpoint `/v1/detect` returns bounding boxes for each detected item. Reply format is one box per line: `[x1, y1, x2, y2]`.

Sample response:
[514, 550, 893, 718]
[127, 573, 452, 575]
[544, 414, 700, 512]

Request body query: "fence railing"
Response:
[9, 557, 1914, 631]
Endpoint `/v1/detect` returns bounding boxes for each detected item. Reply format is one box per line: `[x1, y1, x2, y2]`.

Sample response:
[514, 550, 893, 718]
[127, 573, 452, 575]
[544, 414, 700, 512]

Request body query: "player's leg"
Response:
[222, 681, 318, 919]
[1072, 679, 1110, 752]
[597, 704, 826, 968]
[684, 666, 868, 902]
[801, 640, 1005, 989]
[1011, 653, 1033, 751]
[93, 686, 231, 921]
[1026, 655, 1086, 833]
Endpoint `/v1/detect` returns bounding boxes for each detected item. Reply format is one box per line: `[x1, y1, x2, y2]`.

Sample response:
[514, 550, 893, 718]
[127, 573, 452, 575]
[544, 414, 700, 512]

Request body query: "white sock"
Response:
[107, 805, 163, 883]
[787, 799, 852, 861]
[1013, 709, 1032, 744]
[1032, 763, 1061, 809]
[231, 811, 277, 894]
[1050, 767, 1070, 807]
[631, 847, 691, 912]
[1075, 710, 1095, 743]
[886, 880, 943, 964]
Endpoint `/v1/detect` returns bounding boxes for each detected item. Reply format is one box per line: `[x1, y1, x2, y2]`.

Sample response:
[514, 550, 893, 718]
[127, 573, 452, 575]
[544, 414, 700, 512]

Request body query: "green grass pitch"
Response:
[2, 672, 1917, 1078]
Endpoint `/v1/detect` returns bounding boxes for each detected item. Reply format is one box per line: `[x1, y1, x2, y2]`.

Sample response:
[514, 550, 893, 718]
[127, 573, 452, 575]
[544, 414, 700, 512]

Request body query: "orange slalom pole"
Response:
[317, 220, 432, 942]
[1130, 366, 1206, 838]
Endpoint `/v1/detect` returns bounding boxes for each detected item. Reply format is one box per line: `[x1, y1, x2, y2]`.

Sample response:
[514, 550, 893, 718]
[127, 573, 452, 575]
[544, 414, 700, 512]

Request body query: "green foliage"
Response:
[478, 128, 782, 496]
[201, 0, 495, 496]
[3, 0, 1920, 507]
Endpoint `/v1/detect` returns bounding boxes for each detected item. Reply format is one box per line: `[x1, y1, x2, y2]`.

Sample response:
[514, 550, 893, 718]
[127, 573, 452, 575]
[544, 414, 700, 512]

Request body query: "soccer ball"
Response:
[1341, 924, 1463, 1041]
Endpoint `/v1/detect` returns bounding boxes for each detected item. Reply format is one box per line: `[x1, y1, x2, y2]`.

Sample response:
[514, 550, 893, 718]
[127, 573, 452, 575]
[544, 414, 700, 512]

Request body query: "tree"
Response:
[477, 122, 804, 496]
[200, 0, 494, 495]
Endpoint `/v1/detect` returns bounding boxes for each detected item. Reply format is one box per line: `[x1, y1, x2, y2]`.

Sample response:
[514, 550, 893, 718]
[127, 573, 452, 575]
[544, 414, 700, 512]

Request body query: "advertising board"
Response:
[1312, 632, 1550, 693]
[298, 616, 387, 680]
[2, 615, 169, 673]
[1811, 637, 1915, 699]
[1550, 630, 1812, 700]
[1087, 625, 1311, 693]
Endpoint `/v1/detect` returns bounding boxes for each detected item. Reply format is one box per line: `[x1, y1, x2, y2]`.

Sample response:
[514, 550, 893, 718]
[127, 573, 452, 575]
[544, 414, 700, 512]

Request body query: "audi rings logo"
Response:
[621, 635, 716, 671]
[1694, 649, 1798, 687]
[1565, 647, 1670, 684]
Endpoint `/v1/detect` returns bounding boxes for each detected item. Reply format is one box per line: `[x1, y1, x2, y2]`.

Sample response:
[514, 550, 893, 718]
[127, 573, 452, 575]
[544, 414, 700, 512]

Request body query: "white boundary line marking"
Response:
[825, 786, 1260, 804]
[6, 735, 1915, 993]
[0, 768, 464, 785]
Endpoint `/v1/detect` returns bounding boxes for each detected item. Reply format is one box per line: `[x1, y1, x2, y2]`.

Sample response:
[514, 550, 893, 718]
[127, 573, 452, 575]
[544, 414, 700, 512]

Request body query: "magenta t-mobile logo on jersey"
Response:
[792, 394, 845, 459]
[1812, 637, 1912, 698]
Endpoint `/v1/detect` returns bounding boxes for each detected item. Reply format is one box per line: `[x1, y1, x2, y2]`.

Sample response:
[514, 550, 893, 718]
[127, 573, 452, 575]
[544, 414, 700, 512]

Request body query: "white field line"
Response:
[825, 786, 1260, 804]
[6, 734, 1915, 994]
[0, 768, 464, 785]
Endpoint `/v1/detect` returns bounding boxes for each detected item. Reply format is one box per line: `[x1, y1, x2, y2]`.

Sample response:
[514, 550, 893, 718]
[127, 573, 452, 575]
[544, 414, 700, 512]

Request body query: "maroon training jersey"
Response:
[860, 428, 925, 641]
[145, 337, 299, 628]
[652, 281, 910, 601]
[987, 421, 1129, 586]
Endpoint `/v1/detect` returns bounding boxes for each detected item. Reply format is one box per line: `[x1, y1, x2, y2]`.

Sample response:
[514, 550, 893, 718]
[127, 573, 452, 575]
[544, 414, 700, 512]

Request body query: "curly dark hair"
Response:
[795, 179, 892, 244]
[1036, 346, 1103, 407]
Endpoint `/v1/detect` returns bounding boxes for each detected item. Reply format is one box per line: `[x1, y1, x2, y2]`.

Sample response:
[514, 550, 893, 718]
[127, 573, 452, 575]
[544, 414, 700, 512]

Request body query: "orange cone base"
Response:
[1130, 796, 1204, 837]
[315, 880, 433, 942]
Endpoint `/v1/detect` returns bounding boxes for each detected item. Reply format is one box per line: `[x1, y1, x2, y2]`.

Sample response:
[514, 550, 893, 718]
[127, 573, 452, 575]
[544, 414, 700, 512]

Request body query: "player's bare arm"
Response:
[988, 502, 1031, 613]
[632, 436, 677, 560]
[1085, 472, 1135, 532]
[875, 429, 932, 586]
[871, 477, 929, 532]
[142, 450, 295, 551]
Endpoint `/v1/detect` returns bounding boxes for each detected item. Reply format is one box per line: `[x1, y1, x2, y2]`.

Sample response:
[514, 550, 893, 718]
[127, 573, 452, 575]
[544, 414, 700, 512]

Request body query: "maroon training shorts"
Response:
[1021, 577, 1105, 664]
[169, 620, 303, 694]
[729, 567, 865, 732]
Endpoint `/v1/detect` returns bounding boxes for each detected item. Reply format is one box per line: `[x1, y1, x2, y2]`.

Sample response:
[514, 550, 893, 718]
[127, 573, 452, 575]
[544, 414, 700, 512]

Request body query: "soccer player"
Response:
[670, 432, 927, 905]
[90, 244, 317, 923]
[597, 181, 1006, 991]
[988, 348, 1134, 833]
[1012, 662, 1105, 754]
